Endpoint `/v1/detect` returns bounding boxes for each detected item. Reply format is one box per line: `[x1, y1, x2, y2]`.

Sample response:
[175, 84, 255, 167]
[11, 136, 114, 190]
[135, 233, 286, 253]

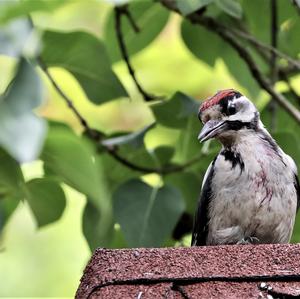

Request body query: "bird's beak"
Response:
[198, 120, 227, 142]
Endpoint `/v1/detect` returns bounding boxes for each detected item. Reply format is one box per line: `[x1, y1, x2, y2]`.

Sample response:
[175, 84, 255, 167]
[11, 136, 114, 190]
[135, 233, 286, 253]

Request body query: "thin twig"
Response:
[121, 5, 140, 33]
[160, 0, 300, 71]
[269, 0, 278, 132]
[194, 16, 300, 123]
[230, 28, 300, 71]
[37, 57, 100, 140]
[114, 6, 157, 101]
[38, 57, 203, 174]
[109, 147, 204, 175]
[241, 29, 300, 105]
[159, 0, 300, 124]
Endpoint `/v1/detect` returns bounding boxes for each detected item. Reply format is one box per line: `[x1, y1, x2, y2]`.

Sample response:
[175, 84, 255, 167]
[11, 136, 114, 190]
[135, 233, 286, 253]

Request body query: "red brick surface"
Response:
[76, 244, 300, 298]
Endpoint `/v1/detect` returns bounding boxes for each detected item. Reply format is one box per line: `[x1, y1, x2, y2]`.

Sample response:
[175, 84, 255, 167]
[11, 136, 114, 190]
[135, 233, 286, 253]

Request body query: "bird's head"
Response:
[198, 89, 259, 145]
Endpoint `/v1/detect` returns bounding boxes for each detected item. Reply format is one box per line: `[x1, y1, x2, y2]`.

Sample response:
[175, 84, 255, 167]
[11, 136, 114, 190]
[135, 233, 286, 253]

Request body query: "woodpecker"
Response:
[192, 89, 300, 246]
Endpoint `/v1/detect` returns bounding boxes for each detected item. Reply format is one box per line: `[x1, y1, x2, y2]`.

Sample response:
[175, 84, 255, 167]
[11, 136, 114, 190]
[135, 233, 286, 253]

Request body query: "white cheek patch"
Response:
[227, 96, 257, 123]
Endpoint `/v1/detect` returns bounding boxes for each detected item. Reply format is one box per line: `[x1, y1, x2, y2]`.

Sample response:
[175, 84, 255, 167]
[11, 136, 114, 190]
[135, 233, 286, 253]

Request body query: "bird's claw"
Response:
[237, 236, 260, 245]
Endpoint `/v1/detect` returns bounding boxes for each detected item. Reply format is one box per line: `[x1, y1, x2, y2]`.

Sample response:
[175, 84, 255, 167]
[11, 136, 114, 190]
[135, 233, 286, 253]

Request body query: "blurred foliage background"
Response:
[0, 0, 300, 297]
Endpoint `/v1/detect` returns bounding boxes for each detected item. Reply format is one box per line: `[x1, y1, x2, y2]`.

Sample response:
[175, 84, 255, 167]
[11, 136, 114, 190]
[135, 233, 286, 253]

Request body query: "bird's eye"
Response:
[227, 105, 236, 115]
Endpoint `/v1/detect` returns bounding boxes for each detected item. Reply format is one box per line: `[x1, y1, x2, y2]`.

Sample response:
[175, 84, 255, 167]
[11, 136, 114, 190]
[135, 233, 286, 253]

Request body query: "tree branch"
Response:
[38, 57, 203, 174]
[107, 148, 204, 175]
[198, 16, 300, 123]
[114, 6, 157, 102]
[159, 0, 300, 124]
[37, 56, 101, 140]
[229, 27, 300, 71]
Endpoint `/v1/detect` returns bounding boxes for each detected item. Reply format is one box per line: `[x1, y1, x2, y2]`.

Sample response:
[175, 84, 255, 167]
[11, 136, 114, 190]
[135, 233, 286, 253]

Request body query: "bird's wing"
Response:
[285, 154, 300, 211]
[294, 173, 300, 211]
[191, 157, 216, 246]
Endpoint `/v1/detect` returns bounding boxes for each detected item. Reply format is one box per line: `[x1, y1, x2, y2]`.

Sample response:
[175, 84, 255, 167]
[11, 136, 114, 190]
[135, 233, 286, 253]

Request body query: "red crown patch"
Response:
[200, 89, 237, 112]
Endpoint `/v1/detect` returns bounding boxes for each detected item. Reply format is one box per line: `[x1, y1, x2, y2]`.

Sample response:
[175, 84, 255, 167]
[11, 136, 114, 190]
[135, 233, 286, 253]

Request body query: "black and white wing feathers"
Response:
[191, 158, 216, 246]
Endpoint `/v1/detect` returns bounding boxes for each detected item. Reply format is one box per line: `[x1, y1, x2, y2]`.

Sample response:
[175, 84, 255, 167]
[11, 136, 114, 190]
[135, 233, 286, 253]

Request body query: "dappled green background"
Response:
[0, 0, 300, 297]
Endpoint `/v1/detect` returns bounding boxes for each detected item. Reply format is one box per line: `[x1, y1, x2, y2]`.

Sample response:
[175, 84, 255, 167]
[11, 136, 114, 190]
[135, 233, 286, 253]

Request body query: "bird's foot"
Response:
[237, 236, 260, 245]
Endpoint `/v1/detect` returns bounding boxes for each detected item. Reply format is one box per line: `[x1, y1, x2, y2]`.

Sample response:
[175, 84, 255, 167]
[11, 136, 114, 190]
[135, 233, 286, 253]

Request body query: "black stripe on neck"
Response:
[220, 149, 245, 172]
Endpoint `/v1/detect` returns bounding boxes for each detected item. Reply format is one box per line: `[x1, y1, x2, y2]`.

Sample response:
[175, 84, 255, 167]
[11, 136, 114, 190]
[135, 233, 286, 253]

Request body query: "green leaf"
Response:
[0, 195, 19, 232]
[0, 58, 47, 162]
[181, 19, 222, 66]
[104, 2, 169, 62]
[221, 50, 260, 97]
[42, 126, 113, 248]
[181, 19, 260, 96]
[243, 0, 299, 51]
[0, 19, 32, 57]
[100, 152, 139, 192]
[0, 148, 25, 231]
[175, 116, 202, 161]
[181, 19, 220, 66]
[26, 178, 66, 227]
[291, 211, 300, 243]
[152, 92, 198, 129]
[42, 30, 127, 104]
[0, 0, 67, 24]
[261, 95, 298, 133]
[0, 148, 25, 198]
[176, 0, 213, 16]
[41, 127, 101, 202]
[101, 123, 155, 148]
[151, 146, 175, 166]
[82, 199, 114, 251]
[214, 0, 242, 19]
[102, 124, 158, 172]
[165, 172, 200, 214]
[110, 225, 127, 249]
[113, 179, 185, 247]
[243, 0, 270, 44]
[278, 18, 300, 58]
[273, 132, 300, 168]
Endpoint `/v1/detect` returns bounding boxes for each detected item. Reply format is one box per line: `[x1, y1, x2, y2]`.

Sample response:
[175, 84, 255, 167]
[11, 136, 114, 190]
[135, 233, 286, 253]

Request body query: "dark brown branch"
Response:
[269, 0, 278, 131]
[195, 16, 300, 123]
[160, 0, 300, 71]
[108, 147, 204, 175]
[37, 57, 101, 140]
[38, 57, 202, 174]
[159, 0, 300, 124]
[114, 6, 156, 102]
[229, 28, 300, 71]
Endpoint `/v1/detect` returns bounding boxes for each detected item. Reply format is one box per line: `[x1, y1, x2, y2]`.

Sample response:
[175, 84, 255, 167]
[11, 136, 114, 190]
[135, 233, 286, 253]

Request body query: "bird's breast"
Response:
[207, 144, 297, 244]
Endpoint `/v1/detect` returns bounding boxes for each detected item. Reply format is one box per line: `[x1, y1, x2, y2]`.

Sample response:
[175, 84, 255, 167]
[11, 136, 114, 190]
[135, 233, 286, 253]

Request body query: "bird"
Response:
[191, 89, 300, 246]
